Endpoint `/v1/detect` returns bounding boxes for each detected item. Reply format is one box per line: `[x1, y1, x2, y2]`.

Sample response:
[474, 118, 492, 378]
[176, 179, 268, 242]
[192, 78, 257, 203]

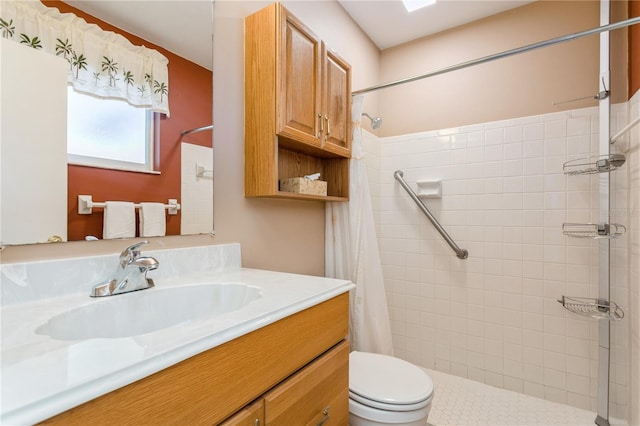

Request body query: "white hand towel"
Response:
[103, 201, 135, 239]
[139, 202, 167, 237]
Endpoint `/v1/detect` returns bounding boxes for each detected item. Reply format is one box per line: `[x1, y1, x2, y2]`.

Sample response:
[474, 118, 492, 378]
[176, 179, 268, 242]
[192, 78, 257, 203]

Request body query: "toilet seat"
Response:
[350, 390, 433, 411]
[349, 351, 434, 412]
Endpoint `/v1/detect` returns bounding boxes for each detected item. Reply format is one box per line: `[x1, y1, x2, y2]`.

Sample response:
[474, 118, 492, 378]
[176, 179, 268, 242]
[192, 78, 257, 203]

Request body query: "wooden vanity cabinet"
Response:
[263, 340, 349, 425]
[41, 293, 349, 426]
[222, 341, 349, 426]
[244, 2, 351, 201]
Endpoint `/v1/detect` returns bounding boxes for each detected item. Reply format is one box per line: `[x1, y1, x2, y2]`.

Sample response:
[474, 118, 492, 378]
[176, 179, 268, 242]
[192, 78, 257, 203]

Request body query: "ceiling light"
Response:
[402, 0, 436, 13]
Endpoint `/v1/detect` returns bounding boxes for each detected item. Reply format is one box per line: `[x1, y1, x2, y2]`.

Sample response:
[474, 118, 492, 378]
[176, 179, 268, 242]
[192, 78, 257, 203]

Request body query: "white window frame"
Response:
[66, 89, 159, 175]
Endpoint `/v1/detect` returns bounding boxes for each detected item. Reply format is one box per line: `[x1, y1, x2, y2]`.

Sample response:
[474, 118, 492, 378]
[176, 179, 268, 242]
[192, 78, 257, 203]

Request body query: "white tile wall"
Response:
[364, 103, 636, 420]
[180, 143, 214, 235]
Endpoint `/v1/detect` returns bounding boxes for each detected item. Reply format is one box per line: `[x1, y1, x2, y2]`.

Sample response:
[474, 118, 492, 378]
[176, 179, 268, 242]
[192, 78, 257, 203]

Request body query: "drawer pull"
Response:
[317, 406, 330, 426]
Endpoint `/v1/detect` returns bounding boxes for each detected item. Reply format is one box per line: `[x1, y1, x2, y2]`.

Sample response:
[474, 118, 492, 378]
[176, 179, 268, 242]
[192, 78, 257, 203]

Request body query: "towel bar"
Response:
[78, 195, 180, 215]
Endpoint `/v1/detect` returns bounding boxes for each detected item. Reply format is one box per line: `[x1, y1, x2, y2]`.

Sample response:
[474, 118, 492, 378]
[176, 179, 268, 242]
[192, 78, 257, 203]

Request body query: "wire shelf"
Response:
[558, 296, 624, 321]
[562, 223, 626, 239]
[563, 153, 626, 175]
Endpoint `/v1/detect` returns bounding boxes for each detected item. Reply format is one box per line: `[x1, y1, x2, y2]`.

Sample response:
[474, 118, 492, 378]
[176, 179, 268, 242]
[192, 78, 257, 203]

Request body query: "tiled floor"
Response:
[424, 368, 624, 426]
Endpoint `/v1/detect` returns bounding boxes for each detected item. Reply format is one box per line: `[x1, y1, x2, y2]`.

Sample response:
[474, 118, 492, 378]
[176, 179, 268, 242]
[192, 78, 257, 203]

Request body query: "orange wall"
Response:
[43, 1, 213, 241]
[631, 0, 640, 96]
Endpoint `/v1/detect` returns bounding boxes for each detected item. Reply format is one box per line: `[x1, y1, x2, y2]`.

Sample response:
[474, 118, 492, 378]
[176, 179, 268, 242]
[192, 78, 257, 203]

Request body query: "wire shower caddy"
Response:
[557, 296, 624, 321]
[562, 153, 626, 175]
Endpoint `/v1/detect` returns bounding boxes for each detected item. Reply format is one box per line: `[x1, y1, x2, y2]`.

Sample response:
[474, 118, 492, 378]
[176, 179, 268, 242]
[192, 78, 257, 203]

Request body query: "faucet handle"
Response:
[119, 241, 149, 268]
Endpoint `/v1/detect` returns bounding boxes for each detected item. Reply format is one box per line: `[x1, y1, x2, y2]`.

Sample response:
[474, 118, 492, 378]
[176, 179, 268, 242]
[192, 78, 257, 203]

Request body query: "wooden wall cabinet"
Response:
[245, 3, 352, 201]
[42, 294, 349, 425]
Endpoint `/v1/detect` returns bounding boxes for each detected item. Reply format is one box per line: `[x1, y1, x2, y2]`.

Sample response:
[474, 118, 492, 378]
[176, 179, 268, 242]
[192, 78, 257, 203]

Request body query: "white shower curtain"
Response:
[326, 95, 394, 356]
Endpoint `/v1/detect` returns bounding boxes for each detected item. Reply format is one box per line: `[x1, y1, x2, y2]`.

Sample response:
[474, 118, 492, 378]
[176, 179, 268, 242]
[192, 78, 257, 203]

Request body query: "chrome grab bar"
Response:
[394, 170, 468, 260]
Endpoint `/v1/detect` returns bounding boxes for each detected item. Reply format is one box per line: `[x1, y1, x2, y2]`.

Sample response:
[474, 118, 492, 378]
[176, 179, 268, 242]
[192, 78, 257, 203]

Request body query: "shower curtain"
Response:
[325, 95, 394, 356]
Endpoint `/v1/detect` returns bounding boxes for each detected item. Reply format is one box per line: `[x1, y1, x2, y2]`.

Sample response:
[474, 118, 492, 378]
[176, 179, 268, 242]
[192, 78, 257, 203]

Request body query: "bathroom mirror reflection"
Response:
[0, 0, 214, 245]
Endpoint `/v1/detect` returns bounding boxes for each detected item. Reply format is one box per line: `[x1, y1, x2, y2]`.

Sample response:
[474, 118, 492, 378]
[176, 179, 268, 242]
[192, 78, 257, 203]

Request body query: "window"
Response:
[67, 87, 157, 173]
[402, 0, 436, 13]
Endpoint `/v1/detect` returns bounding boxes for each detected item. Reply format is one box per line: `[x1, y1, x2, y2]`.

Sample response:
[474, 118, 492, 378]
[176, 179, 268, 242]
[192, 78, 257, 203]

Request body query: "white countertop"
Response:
[1, 267, 353, 425]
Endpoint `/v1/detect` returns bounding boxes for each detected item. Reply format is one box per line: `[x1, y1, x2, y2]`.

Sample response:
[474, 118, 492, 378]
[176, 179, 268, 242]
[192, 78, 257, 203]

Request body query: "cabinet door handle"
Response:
[318, 113, 324, 138]
[317, 406, 330, 426]
[254, 419, 260, 426]
[324, 115, 331, 140]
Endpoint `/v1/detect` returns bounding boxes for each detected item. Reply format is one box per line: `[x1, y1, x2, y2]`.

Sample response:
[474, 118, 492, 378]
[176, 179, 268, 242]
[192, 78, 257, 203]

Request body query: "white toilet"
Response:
[349, 351, 434, 426]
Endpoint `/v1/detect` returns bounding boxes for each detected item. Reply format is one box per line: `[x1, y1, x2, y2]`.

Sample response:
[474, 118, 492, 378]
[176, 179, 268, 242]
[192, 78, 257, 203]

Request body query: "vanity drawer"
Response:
[219, 399, 264, 426]
[263, 340, 349, 425]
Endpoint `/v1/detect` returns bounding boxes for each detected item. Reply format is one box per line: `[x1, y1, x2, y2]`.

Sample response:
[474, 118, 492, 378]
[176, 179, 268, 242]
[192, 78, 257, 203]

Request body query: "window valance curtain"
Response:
[0, 1, 170, 115]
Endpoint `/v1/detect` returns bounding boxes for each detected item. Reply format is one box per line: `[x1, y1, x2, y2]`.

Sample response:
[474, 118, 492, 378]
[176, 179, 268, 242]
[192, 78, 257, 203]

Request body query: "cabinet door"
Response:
[321, 45, 352, 158]
[219, 399, 264, 426]
[277, 7, 322, 148]
[264, 340, 349, 426]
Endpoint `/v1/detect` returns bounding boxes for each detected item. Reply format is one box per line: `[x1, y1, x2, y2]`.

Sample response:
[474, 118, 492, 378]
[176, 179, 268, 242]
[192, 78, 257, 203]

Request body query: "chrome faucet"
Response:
[90, 241, 159, 297]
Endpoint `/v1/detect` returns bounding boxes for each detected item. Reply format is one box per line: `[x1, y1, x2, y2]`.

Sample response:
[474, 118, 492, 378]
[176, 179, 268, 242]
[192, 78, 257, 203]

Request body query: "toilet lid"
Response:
[349, 351, 434, 406]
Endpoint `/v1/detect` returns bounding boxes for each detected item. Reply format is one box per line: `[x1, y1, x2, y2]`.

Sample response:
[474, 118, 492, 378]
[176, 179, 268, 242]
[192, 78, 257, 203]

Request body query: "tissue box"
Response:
[279, 177, 327, 196]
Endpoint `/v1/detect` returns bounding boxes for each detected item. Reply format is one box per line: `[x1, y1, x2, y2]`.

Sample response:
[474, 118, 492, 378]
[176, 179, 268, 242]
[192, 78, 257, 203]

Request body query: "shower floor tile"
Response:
[424, 368, 622, 426]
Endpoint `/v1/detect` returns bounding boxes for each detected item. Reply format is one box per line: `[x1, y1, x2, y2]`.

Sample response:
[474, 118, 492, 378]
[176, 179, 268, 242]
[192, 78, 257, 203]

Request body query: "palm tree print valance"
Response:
[0, 1, 170, 115]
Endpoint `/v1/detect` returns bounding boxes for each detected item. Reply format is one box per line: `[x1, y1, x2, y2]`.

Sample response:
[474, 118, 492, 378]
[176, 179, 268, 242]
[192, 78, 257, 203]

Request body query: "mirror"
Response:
[0, 0, 213, 245]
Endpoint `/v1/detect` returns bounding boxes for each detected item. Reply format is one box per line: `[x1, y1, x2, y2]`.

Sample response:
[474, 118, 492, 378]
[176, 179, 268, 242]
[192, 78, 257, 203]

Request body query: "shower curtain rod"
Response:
[181, 124, 213, 136]
[352, 16, 640, 95]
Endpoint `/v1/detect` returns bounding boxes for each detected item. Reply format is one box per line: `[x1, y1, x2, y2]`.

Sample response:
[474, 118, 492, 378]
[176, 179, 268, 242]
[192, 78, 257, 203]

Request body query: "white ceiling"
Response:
[65, 1, 213, 70]
[338, 0, 534, 50]
[64, 0, 534, 70]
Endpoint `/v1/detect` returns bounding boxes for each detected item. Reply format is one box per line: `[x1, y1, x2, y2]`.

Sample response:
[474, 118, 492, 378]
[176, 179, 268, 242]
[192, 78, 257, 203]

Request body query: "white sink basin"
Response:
[35, 283, 262, 341]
